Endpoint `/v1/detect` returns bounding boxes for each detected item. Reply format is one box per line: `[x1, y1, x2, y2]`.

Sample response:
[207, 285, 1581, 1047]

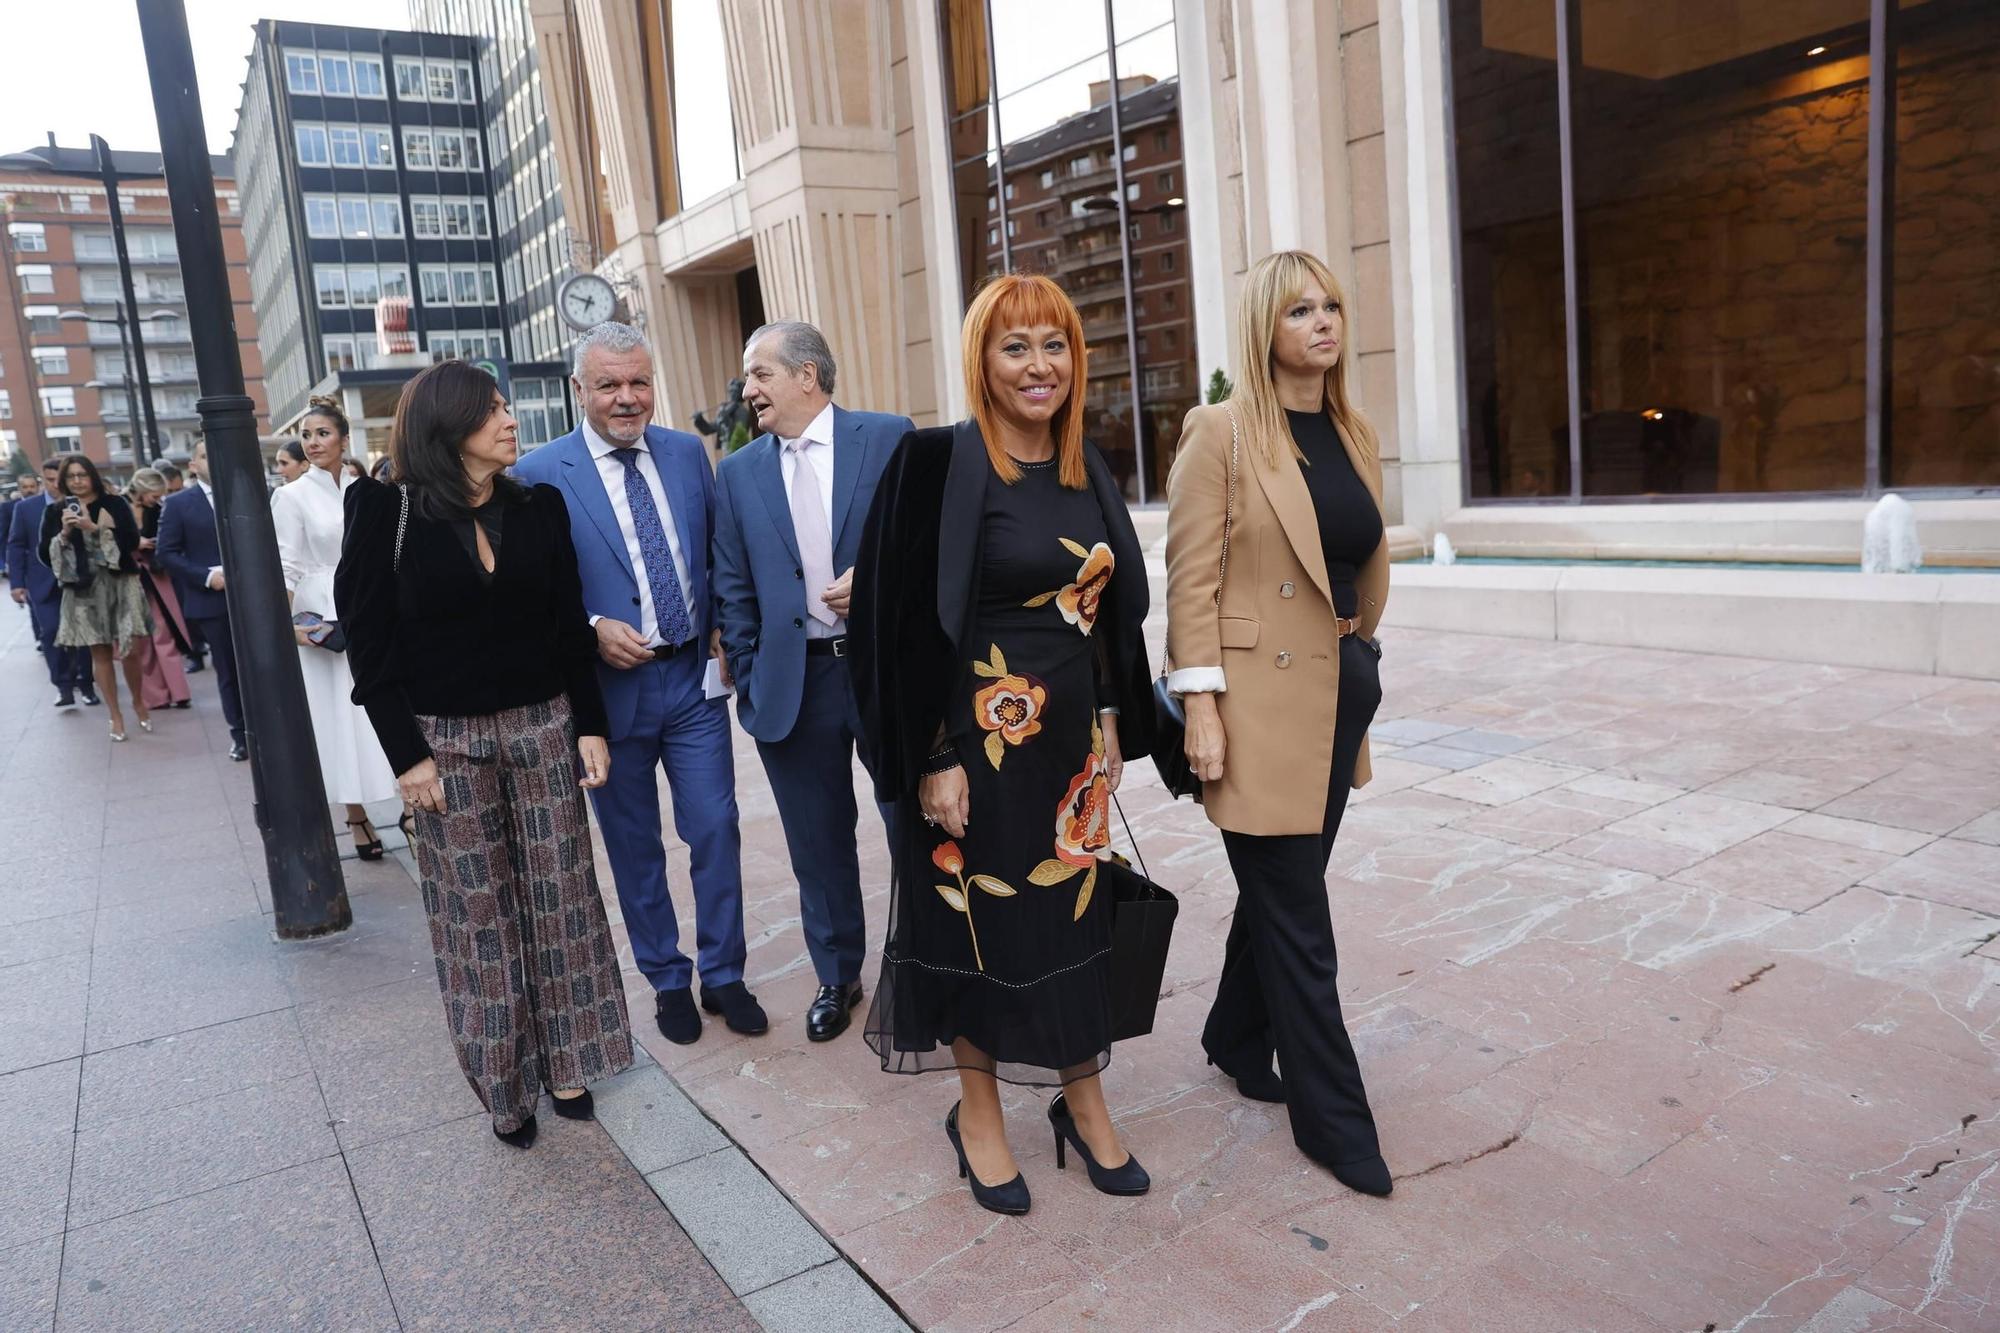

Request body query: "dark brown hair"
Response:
[389, 359, 520, 519]
[303, 392, 350, 439]
[55, 452, 107, 501]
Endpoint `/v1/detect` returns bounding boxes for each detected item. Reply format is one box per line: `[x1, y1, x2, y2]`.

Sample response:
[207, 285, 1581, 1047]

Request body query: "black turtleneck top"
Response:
[1285, 408, 1382, 618]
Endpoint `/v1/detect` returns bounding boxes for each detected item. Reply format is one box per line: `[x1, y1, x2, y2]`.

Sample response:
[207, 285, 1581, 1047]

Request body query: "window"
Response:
[7, 221, 46, 252]
[403, 128, 433, 169]
[319, 54, 353, 96]
[304, 195, 338, 237]
[362, 127, 394, 167]
[411, 199, 442, 237]
[1155, 130, 1170, 152]
[0, 390, 10, 418]
[371, 197, 403, 238]
[429, 333, 457, 362]
[1122, 142, 1137, 161]
[24, 306, 59, 336]
[461, 132, 480, 170]
[1161, 212, 1177, 234]
[324, 336, 357, 372]
[66, 193, 91, 213]
[329, 126, 363, 167]
[442, 199, 474, 237]
[419, 265, 451, 304]
[17, 264, 53, 295]
[353, 55, 385, 97]
[315, 265, 348, 308]
[426, 60, 457, 101]
[395, 57, 426, 98]
[451, 266, 481, 305]
[455, 61, 474, 102]
[472, 200, 490, 237]
[1040, 170, 1054, 188]
[348, 265, 381, 306]
[284, 50, 319, 94]
[1069, 154, 1093, 177]
[1159, 251, 1175, 272]
[379, 265, 411, 299]
[40, 387, 76, 417]
[1157, 172, 1175, 192]
[435, 131, 464, 171]
[1163, 288, 1176, 309]
[295, 125, 330, 165]
[479, 265, 498, 304]
[339, 197, 372, 237]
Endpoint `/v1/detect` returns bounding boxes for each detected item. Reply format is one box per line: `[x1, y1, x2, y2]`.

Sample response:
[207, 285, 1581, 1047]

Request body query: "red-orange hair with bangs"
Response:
[961, 273, 1089, 489]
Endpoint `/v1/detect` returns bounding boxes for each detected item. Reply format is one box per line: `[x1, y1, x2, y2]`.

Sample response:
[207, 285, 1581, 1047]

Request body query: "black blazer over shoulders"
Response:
[334, 476, 610, 775]
[851, 419, 1154, 803]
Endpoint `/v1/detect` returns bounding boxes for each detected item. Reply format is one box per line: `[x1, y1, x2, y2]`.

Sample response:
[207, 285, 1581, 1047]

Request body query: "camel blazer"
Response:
[1164, 401, 1391, 836]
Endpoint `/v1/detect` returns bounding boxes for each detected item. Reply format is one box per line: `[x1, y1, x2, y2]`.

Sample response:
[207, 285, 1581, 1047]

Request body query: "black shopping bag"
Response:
[1102, 852, 1179, 1043]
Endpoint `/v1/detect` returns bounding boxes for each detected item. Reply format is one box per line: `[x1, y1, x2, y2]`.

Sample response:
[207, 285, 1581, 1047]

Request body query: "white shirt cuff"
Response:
[206, 566, 223, 588]
[1167, 666, 1226, 695]
[588, 613, 603, 627]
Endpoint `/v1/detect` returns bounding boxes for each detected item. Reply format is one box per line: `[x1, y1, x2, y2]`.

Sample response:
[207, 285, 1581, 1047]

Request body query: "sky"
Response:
[0, 0, 413, 158]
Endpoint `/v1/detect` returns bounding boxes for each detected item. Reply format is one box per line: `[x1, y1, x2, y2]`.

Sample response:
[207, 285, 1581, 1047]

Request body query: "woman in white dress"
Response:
[275, 395, 403, 857]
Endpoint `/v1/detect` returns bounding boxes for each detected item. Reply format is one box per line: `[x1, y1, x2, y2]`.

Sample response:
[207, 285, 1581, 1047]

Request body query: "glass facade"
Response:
[941, 0, 1194, 501]
[1448, 0, 1999, 499]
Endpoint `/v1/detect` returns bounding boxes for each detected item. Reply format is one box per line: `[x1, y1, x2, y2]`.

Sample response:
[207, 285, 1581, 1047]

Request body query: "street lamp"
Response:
[59, 307, 176, 462]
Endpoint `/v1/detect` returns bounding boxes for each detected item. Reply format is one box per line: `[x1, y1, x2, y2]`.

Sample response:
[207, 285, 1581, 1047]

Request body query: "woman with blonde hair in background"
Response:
[1165, 250, 1394, 1197]
[123, 467, 193, 711]
[273, 394, 402, 858]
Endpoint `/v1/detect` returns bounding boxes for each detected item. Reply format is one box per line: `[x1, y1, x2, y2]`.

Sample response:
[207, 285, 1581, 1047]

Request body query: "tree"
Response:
[1205, 367, 1233, 404]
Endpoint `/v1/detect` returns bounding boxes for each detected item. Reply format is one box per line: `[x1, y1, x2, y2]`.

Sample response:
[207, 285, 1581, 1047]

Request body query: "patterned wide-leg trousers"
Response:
[413, 697, 634, 1133]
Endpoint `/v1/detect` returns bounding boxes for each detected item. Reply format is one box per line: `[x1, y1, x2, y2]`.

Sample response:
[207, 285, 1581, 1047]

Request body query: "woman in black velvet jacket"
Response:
[335, 359, 633, 1148]
[850, 274, 1155, 1215]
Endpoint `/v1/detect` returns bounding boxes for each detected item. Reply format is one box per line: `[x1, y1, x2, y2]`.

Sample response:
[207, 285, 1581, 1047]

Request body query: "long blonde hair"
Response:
[962, 273, 1089, 489]
[1230, 250, 1378, 471]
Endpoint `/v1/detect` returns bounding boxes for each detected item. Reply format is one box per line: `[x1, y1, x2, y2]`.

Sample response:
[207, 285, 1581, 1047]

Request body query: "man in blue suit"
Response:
[155, 439, 247, 760]
[7, 458, 96, 706]
[514, 321, 763, 1046]
[713, 322, 912, 1043]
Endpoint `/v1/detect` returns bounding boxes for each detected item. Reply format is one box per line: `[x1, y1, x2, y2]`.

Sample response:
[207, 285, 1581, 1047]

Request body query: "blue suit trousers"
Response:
[27, 594, 89, 692]
[753, 655, 894, 986]
[590, 647, 747, 992]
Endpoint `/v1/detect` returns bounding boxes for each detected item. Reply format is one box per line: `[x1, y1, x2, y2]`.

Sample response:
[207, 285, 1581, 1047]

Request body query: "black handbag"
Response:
[1151, 405, 1238, 800]
[1105, 795, 1179, 1042]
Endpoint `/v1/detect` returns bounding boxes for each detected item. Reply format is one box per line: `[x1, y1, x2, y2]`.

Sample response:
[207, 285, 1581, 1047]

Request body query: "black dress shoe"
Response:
[1208, 1056, 1286, 1104]
[946, 1101, 1030, 1215]
[172, 700, 191, 709]
[699, 981, 769, 1035]
[805, 981, 863, 1042]
[79, 688, 101, 706]
[656, 988, 702, 1044]
[54, 690, 75, 708]
[549, 1088, 595, 1121]
[229, 741, 248, 762]
[494, 1114, 538, 1148]
[184, 654, 205, 674]
[1327, 1153, 1393, 1197]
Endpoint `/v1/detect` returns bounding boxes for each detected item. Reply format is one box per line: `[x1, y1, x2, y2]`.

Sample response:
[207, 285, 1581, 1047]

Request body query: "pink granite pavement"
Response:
[600, 589, 2000, 1331]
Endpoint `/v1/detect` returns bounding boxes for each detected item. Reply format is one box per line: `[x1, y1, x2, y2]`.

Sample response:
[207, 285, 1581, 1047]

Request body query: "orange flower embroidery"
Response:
[1025, 539, 1115, 636]
[1028, 721, 1110, 919]
[930, 838, 1016, 972]
[969, 644, 1045, 769]
[932, 841, 964, 877]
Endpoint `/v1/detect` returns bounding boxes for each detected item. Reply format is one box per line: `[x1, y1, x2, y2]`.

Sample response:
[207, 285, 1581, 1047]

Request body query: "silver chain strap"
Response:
[392, 483, 410, 572]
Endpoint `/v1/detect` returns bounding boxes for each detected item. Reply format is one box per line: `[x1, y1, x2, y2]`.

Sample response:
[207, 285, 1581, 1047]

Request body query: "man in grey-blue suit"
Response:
[713, 321, 913, 1043]
[515, 322, 763, 1048]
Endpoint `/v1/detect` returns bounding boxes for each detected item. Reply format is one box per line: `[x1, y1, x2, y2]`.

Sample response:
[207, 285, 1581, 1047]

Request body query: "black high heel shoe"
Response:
[346, 819, 385, 861]
[549, 1088, 594, 1121]
[945, 1101, 1030, 1215]
[1049, 1092, 1150, 1196]
[494, 1114, 538, 1149]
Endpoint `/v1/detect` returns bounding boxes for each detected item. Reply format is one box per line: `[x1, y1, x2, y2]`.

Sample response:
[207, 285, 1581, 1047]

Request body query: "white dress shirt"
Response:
[777, 402, 841, 638]
[582, 419, 695, 648]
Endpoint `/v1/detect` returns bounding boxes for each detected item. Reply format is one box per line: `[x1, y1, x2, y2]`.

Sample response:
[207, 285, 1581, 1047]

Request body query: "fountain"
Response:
[1861, 494, 1923, 574]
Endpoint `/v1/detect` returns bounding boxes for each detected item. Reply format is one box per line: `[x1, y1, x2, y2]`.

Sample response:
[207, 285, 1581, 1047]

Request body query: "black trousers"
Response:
[186, 612, 243, 743]
[1203, 633, 1383, 1166]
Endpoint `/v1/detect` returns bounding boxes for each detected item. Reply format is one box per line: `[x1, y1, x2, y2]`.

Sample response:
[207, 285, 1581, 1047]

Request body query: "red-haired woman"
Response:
[851, 273, 1156, 1215]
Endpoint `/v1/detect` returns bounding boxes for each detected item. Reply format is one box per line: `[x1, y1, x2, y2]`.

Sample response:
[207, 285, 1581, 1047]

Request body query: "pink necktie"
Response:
[788, 438, 837, 627]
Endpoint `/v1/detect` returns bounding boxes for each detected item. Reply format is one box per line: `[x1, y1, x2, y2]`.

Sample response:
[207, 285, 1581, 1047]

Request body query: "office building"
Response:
[0, 141, 266, 472]
[232, 19, 571, 451]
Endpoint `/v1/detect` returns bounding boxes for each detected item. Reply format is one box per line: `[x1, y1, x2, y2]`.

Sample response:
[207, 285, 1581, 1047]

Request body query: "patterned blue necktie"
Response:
[613, 447, 693, 647]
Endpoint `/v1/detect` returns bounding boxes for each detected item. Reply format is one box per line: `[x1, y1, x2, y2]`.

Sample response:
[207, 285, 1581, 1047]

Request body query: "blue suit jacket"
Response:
[713, 406, 914, 743]
[513, 423, 717, 742]
[6, 493, 61, 607]
[156, 484, 229, 620]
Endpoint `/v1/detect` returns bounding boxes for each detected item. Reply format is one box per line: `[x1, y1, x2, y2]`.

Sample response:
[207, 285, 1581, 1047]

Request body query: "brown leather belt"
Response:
[1335, 615, 1362, 637]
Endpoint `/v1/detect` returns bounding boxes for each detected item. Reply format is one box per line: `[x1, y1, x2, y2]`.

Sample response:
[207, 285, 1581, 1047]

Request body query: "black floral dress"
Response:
[866, 457, 1119, 1085]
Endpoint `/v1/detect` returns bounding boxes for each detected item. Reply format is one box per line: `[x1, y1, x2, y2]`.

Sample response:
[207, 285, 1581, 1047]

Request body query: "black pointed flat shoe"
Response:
[1049, 1092, 1149, 1196]
[946, 1101, 1030, 1215]
[494, 1114, 538, 1149]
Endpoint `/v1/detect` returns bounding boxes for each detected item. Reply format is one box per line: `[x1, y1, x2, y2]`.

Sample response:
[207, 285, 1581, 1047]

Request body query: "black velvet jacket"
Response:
[334, 476, 609, 775]
[850, 420, 1154, 804]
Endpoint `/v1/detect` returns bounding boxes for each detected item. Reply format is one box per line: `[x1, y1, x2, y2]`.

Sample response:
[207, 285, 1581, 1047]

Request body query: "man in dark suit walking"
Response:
[713, 322, 913, 1042]
[7, 458, 96, 706]
[514, 322, 763, 1047]
[155, 439, 246, 760]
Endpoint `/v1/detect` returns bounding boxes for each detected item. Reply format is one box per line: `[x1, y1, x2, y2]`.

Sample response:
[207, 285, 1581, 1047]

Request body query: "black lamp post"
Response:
[88, 135, 166, 463]
[60, 307, 174, 462]
[135, 0, 350, 938]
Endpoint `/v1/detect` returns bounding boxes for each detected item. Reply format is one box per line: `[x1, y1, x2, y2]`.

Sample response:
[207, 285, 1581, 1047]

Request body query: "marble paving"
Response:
[612, 611, 2000, 1332]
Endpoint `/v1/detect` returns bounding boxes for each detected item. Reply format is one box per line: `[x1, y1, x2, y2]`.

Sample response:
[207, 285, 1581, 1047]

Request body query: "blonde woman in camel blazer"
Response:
[1164, 249, 1393, 1198]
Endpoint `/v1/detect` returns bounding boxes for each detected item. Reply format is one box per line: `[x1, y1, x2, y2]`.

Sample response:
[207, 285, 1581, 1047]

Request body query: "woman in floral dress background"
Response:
[852, 274, 1156, 1215]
